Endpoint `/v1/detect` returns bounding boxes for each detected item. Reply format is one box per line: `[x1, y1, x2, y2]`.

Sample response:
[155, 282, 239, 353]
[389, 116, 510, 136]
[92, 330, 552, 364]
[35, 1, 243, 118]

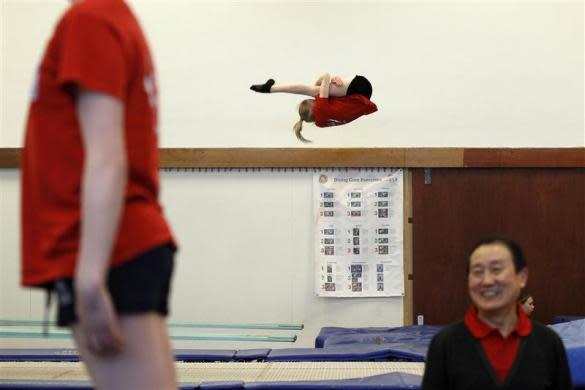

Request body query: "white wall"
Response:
[0, 169, 403, 348]
[164, 169, 404, 347]
[1, 0, 583, 147]
[0, 0, 583, 348]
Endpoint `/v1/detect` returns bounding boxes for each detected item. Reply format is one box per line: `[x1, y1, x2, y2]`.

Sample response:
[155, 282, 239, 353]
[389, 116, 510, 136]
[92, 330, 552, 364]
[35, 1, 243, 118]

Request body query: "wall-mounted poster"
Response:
[314, 169, 404, 297]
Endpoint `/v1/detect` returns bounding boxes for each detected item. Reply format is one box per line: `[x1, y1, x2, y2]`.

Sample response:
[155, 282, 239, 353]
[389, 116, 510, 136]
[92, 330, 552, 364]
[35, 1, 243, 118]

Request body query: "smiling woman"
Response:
[422, 236, 572, 390]
[519, 292, 535, 317]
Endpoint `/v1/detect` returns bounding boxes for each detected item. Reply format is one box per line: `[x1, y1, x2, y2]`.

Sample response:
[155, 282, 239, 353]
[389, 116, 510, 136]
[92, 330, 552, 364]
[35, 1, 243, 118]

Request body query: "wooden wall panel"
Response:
[412, 168, 585, 325]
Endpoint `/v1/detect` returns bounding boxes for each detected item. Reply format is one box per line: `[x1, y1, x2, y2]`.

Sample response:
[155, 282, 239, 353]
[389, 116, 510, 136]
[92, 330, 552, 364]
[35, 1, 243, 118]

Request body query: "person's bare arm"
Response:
[314, 74, 326, 86]
[331, 76, 344, 86]
[319, 73, 331, 98]
[74, 89, 127, 355]
[315, 74, 343, 86]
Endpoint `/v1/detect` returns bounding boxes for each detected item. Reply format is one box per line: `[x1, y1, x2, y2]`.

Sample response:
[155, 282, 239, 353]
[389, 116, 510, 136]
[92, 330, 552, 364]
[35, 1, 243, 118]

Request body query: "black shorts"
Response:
[52, 243, 175, 327]
[346, 75, 372, 99]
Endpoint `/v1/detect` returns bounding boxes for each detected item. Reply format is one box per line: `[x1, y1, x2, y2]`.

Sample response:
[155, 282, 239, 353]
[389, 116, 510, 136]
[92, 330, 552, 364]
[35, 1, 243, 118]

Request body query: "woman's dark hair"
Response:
[466, 235, 526, 274]
[518, 289, 531, 304]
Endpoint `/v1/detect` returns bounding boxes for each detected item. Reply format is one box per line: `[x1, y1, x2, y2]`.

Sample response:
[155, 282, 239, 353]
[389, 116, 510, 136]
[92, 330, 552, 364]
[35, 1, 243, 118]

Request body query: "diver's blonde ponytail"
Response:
[293, 118, 311, 143]
[293, 99, 315, 143]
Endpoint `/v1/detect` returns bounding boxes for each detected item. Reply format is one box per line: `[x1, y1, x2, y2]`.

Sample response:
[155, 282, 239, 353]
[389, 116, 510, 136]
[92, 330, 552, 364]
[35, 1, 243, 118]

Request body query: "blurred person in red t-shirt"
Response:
[21, 1, 177, 388]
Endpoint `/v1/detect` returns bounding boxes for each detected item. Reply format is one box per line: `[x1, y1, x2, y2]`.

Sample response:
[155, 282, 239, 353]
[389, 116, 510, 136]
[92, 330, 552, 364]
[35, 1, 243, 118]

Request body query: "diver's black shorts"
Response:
[52, 243, 175, 326]
[346, 75, 373, 99]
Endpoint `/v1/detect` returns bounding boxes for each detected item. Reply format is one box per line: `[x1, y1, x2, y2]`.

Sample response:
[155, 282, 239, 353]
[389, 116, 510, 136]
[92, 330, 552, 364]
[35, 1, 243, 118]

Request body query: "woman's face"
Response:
[468, 243, 527, 317]
[521, 296, 535, 316]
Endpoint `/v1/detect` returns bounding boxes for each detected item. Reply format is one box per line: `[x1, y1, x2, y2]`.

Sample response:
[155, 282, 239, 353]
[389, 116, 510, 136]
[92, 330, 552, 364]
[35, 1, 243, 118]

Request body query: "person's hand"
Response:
[75, 281, 124, 355]
[331, 76, 343, 86]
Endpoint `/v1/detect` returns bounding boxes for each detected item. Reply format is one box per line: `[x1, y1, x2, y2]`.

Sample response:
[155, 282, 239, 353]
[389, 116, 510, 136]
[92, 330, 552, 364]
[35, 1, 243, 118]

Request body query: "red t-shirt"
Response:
[21, 0, 175, 286]
[464, 305, 532, 383]
[312, 95, 378, 128]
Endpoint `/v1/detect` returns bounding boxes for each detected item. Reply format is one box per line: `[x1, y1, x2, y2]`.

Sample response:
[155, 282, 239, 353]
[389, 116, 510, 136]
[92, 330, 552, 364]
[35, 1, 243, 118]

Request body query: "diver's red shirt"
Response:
[312, 95, 377, 127]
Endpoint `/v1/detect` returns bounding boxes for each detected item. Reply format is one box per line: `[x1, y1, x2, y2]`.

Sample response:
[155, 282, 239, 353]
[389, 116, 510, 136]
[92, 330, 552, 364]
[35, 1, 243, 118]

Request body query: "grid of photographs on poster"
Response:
[314, 169, 404, 297]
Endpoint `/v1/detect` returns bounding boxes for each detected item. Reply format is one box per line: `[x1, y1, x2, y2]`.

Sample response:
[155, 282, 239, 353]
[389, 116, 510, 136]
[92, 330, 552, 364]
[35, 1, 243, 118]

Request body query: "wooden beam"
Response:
[0, 148, 20, 168]
[1, 147, 583, 169]
[160, 148, 411, 168]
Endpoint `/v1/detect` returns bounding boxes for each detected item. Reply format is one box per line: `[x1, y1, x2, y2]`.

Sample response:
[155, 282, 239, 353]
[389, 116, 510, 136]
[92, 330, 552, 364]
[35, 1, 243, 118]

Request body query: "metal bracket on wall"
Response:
[424, 168, 432, 184]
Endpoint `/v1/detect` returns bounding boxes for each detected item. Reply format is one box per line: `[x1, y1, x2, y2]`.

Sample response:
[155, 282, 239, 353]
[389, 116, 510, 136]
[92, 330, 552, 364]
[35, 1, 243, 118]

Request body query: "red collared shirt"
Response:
[464, 305, 532, 383]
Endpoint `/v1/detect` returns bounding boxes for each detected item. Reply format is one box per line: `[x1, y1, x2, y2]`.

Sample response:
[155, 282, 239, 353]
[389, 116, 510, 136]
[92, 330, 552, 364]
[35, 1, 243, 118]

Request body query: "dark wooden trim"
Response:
[463, 148, 585, 167]
[1, 147, 583, 168]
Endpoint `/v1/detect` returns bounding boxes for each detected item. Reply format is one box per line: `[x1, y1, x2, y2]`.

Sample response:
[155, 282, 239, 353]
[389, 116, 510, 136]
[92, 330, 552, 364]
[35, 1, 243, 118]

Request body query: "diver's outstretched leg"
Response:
[251, 79, 320, 97]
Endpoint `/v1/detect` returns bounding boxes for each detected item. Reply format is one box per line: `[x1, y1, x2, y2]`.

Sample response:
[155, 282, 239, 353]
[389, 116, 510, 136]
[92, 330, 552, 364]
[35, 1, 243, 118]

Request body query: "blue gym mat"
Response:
[550, 319, 585, 387]
[0, 372, 422, 389]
